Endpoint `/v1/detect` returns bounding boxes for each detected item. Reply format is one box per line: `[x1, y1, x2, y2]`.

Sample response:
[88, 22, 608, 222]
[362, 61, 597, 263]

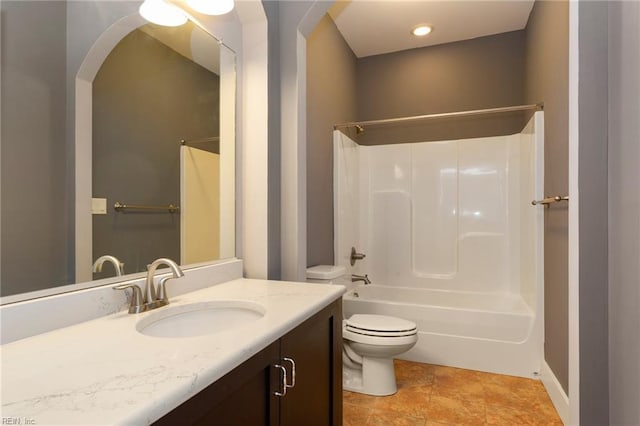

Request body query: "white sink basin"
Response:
[136, 300, 265, 338]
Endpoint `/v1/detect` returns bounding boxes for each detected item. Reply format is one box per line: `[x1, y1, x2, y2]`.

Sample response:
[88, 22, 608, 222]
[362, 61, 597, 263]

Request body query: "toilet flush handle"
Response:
[350, 247, 366, 266]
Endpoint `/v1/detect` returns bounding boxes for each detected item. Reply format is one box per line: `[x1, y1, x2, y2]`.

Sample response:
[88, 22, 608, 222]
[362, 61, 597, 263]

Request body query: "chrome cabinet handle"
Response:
[283, 357, 296, 388]
[273, 364, 287, 397]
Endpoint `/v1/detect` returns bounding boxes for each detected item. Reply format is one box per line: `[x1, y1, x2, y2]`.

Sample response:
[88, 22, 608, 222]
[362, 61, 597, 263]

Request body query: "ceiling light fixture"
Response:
[186, 0, 235, 16]
[411, 25, 433, 37]
[139, 0, 188, 27]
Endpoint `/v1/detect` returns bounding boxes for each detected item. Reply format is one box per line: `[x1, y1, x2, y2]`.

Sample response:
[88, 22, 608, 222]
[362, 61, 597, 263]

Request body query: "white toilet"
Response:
[306, 265, 418, 396]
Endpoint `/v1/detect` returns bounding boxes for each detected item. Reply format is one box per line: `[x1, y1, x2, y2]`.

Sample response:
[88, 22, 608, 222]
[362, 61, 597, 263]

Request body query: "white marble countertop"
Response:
[1, 278, 344, 425]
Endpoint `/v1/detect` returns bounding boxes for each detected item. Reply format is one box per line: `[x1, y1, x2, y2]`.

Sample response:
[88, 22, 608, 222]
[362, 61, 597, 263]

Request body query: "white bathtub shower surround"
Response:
[333, 131, 360, 279]
[344, 284, 540, 377]
[334, 112, 544, 378]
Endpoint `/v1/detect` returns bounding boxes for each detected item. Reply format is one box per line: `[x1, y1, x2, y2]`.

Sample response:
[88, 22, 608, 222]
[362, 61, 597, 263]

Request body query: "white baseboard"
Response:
[541, 360, 570, 425]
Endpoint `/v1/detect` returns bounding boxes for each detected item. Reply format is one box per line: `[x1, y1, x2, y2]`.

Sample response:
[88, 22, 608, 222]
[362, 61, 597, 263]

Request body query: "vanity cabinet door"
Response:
[155, 341, 280, 426]
[279, 300, 343, 426]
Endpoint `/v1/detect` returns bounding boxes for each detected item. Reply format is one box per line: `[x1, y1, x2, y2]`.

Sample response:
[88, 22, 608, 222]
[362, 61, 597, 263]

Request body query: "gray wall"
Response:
[524, 0, 570, 393]
[356, 31, 526, 145]
[608, 1, 639, 424]
[357, 31, 526, 121]
[1, 1, 70, 295]
[577, 1, 609, 423]
[1, 1, 142, 296]
[263, 0, 282, 280]
[306, 14, 358, 268]
[92, 30, 219, 277]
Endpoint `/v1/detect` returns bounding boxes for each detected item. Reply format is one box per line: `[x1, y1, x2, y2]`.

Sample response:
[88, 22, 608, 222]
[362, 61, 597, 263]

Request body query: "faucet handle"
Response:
[156, 276, 174, 305]
[113, 284, 146, 314]
[350, 247, 366, 266]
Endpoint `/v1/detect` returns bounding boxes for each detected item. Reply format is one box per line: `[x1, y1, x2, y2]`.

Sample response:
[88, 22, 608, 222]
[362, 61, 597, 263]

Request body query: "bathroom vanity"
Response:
[157, 300, 342, 425]
[1, 276, 344, 425]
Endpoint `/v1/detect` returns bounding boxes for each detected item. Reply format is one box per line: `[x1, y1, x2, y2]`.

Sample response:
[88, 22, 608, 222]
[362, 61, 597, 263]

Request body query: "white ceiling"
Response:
[328, 1, 535, 58]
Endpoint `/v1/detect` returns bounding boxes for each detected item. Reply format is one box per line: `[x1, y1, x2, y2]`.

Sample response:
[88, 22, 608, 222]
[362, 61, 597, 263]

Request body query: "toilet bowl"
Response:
[306, 265, 418, 396]
[343, 314, 418, 395]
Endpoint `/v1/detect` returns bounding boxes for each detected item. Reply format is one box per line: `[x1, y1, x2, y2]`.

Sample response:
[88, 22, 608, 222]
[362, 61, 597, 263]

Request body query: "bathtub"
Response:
[343, 284, 543, 378]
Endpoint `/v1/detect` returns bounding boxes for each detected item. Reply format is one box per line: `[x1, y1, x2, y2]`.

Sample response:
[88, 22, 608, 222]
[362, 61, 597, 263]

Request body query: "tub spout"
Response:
[352, 274, 371, 285]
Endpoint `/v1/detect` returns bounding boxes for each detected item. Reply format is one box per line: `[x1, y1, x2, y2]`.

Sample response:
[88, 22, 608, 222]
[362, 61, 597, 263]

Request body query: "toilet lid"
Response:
[345, 314, 417, 337]
[345, 327, 417, 337]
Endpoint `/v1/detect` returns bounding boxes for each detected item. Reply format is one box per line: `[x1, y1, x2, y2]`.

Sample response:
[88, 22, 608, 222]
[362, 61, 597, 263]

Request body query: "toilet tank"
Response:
[306, 265, 350, 286]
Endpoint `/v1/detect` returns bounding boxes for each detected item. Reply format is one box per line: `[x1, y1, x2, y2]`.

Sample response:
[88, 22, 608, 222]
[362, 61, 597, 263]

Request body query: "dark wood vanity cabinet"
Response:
[155, 299, 343, 426]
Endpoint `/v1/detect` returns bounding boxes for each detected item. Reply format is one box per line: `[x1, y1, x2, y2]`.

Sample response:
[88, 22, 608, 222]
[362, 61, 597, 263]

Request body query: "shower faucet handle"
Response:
[350, 247, 366, 266]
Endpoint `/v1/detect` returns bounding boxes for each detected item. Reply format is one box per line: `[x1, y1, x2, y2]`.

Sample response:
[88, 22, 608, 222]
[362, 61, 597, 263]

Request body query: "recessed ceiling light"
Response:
[412, 25, 433, 37]
[139, 0, 188, 27]
[187, 0, 235, 16]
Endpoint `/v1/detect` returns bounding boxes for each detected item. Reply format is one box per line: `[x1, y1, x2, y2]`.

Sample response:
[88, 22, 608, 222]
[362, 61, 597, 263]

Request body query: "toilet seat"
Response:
[343, 328, 418, 346]
[345, 314, 417, 336]
[345, 327, 417, 337]
[343, 314, 418, 345]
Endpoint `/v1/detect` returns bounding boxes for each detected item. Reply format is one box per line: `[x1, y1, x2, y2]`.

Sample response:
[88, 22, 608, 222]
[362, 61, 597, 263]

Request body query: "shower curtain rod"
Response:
[333, 103, 543, 132]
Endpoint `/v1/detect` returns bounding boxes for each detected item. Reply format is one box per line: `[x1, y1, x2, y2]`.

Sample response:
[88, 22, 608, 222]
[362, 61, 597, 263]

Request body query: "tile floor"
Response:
[343, 359, 563, 426]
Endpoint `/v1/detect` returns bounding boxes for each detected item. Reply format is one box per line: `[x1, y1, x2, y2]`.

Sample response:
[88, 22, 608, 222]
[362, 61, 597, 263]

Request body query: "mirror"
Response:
[0, 1, 236, 300]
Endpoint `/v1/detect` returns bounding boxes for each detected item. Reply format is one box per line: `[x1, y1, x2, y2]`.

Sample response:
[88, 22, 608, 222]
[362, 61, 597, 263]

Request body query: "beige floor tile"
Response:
[373, 386, 431, 419]
[367, 408, 427, 426]
[483, 380, 550, 411]
[344, 402, 372, 426]
[433, 364, 484, 383]
[395, 359, 435, 387]
[425, 394, 486, 425]
[344, 390, 380, 408]
[432, 377, 485, 403]
[486, 403, 563, 426]
[344, 360, 563, 426]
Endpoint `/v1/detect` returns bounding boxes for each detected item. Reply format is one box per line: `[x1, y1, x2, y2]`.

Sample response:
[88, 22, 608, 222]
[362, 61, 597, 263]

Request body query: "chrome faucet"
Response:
[114, 257, 184, 313]
[144, 258, 184, 309]
[351, 274, 371, 285]
[93, 255, 124, 276]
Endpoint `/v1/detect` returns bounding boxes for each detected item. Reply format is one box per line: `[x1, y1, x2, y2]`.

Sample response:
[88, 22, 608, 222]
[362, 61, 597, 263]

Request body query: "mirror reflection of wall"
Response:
[1, 1, 71, 295]
[0, 1, 236, 298]
[91, 23, 220, 279]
